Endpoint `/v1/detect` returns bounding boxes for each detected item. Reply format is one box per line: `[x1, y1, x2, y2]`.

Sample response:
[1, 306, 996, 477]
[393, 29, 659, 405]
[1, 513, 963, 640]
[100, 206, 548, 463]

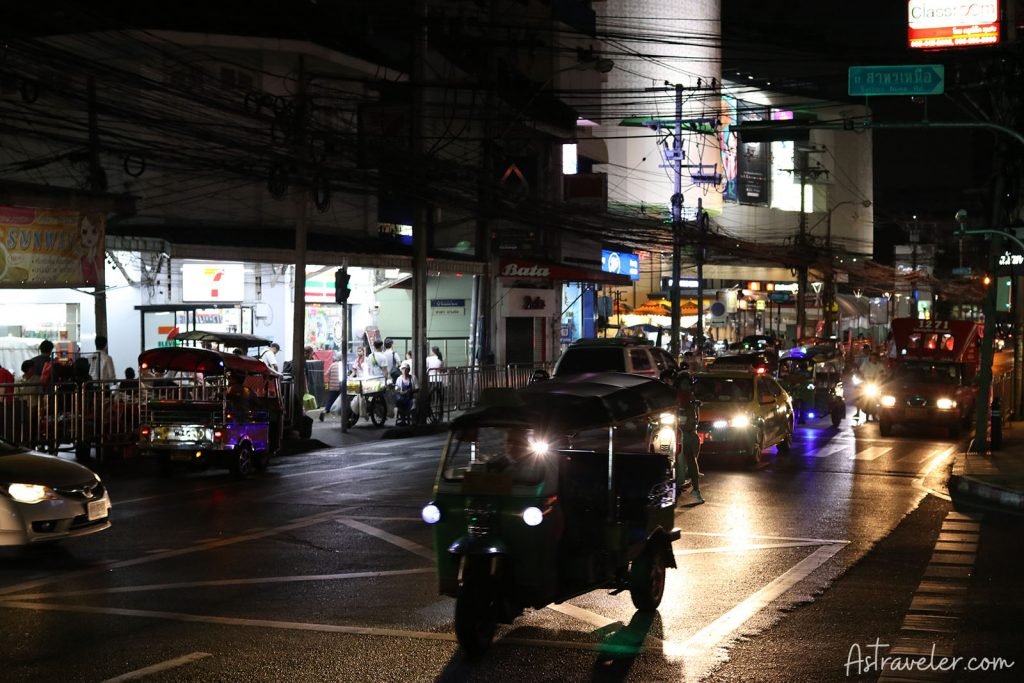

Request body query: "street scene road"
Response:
[3, 405, 1020, 683]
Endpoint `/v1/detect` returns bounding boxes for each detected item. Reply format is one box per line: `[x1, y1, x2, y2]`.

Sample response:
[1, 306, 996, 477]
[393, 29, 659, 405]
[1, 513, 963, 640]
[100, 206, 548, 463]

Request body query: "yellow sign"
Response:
[0, 205, 105, 288]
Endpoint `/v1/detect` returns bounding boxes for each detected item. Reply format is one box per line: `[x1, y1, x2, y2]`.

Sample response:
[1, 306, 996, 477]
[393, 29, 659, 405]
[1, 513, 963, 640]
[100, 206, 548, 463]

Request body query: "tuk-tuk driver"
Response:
[226, 371, 253, 406]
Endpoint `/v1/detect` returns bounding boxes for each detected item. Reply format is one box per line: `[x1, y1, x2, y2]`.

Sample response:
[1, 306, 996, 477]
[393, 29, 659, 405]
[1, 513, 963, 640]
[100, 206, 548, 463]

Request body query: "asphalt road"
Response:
[1, 407, 1020, 682]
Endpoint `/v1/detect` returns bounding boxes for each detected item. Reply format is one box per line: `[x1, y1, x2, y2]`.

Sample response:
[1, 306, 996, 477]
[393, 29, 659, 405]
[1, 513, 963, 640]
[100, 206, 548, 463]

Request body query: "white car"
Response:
[0, 437, 111, 546]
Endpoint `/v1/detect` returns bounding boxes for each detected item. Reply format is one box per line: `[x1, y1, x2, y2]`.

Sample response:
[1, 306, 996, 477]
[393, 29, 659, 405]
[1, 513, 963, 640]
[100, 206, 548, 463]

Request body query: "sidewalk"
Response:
[947, 419, 1024, 516]
[284, 408, 449, 453]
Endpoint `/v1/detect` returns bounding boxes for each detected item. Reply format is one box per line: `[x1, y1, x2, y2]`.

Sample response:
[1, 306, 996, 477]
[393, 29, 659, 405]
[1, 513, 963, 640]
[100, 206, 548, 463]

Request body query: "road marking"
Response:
[548, 603, 620, 629]
[850, 445, 891, 461]
[101, 652, 212, 683]
[337, 518, 435, 560]
[10, 568, 434, 601]
[679, 531, 850, 545]
[813, 444, 846, 459]
[669, 542, 847, 659]
[913, 446, 956, 501]
[674, 540, 827, 556]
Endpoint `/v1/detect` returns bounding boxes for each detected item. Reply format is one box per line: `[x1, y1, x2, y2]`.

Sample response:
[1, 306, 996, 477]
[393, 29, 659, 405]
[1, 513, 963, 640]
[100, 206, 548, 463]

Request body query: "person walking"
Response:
[89, 335, 116, 383]
[320, 352, 344, 422]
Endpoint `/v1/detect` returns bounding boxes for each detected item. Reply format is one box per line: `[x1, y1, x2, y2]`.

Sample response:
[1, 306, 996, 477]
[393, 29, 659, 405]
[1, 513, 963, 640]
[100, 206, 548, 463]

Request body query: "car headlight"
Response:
[712, 419, 728, 429]
[6, 483, 58, 504]
[529, 439, 549, 455]
[881, 395, 896, 408]
[421, 503, 442, 525]
[522, 506, 544, 527]
[936, 398, 957, 410]
[806, 383, 815, 391]
[864, 383, 880, 398]
[730, 414, 751, 429]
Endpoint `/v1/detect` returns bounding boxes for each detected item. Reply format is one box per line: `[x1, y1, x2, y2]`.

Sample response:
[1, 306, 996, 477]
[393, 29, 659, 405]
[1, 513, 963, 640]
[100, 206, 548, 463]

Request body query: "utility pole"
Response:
[290, 57, 309, 402]
[412, 0, 430, 421]
[669, 83, 683, 358]
[910, 215, 920, 319]
[87, 77, 108, 342]
[790, 147, 827, 341]
[696, 197, 706, 353]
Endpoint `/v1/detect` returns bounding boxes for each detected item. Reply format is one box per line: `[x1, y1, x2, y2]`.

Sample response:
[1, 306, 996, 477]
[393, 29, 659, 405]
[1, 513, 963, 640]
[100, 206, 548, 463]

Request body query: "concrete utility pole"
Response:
[793, 147, 827, 340]
[696, 197, 707, 352]
[910, 215, 920, 319]
[412, 0, 430, 422]
[670, 83, 683, 358]
[87, 77, 108, 342]
[290, 57, 309, 402]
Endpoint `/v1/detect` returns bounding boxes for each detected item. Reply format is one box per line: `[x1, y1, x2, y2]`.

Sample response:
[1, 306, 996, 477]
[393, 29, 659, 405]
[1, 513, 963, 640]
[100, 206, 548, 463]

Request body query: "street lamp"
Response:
[822, 199, 872, 338]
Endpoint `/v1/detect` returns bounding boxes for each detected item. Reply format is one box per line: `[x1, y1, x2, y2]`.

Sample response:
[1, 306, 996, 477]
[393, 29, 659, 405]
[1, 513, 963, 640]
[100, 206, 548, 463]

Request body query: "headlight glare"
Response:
[529, 439, 549, 455]
[712, 419, 728, 429]
[881, 395, 896, 407]
[936, 398, 957, 410]
[7, 483, 56, 504]
[522, 506, 544, 527]
[730, 414, 751, 429]
[659, 412, 677, 425]
[864, 383, 880, 398]
[421, 503, 442, 525]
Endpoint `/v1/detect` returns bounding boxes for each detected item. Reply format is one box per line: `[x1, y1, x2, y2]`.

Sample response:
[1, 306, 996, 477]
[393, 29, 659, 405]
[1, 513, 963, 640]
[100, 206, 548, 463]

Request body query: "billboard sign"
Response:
[737, 103, 770, 205]
[181, 263, 245, 302]
[908, 0, 1000, 49]
[601, 250, 640, 281]
[0, 205, 105, 288]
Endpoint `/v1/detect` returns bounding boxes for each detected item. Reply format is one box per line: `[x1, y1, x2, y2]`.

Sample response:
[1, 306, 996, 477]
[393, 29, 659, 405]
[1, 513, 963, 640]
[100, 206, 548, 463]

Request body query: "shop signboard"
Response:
[908, 1, 999, 49]
[431, 299, 466, 316]
[0, 205, 105, 288]
[181, 263, 245, 302]
[499, 258, 631, 286]
[601, 249, 640, 281]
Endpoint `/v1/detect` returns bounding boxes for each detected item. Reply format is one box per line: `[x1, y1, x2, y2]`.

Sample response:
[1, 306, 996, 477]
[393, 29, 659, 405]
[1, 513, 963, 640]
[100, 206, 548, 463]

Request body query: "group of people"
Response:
[0, 336, 126, 395]
[319, 339, 445, 424]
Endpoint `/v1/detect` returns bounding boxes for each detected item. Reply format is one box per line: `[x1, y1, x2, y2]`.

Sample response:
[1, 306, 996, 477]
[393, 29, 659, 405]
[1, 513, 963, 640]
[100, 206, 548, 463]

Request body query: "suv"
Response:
[553, 338, 676, 379]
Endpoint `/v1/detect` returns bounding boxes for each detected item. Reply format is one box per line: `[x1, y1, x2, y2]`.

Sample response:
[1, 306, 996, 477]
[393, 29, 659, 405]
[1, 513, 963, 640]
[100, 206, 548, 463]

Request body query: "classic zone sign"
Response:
[498, 259, 632, 286]
[907, 0, 1000, 49]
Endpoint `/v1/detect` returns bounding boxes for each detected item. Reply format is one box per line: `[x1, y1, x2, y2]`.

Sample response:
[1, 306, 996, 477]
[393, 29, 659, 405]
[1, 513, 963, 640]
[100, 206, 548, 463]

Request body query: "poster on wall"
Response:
[737, 103, 770, 205]
[0, 205, 105, 287]
[719, 96, 738, 203]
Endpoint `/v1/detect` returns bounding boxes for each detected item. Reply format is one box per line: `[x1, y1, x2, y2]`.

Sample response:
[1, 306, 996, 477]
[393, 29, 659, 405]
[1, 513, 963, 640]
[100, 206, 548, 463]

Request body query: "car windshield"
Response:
[895, 362, 962, 385]
[442, 426, 548, 483]
[555, 348, 625, 375]
[693, 377, 754, 402]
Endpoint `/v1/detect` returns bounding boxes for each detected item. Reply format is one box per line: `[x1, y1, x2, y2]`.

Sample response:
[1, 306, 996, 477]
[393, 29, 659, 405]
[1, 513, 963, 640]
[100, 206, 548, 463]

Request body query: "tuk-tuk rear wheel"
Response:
[629, 545, 667, 611]
[454, 558, 498, 657]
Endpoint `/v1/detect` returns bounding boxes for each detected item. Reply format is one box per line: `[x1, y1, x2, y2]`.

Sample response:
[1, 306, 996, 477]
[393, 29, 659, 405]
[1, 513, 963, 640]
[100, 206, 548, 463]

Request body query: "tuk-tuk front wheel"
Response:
[231, 443, 255, 479]
[454, 557, 498, 657]
[629, 544, 667, 612]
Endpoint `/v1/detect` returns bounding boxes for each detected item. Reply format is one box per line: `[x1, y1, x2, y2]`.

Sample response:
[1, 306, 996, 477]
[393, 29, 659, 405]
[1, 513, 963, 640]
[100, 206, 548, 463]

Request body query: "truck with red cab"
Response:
[877, 319, 981, 438]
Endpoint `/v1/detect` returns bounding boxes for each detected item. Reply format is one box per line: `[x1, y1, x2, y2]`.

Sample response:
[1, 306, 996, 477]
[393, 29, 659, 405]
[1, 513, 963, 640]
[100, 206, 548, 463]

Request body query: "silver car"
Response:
[0, 437, 112, 546]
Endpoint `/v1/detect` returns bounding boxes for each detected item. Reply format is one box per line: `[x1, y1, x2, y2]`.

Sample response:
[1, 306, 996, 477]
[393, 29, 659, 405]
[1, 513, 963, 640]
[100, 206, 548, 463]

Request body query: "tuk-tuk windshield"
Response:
[778, 358, 812, 379]
[894, 361, 962, 385]
[443, 426, 548, 484]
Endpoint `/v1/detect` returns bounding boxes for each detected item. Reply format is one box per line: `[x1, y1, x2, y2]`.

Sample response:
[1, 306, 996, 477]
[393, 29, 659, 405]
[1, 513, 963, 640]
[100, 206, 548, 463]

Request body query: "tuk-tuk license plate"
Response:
[87, 500, 108, 521]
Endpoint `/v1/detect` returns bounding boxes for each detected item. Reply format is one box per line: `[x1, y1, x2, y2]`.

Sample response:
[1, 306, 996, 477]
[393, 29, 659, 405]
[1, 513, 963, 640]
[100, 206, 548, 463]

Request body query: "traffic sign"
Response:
[768, 292, 792, 304]
[952, 267, 973, 276]
[848, 65, 944, 97]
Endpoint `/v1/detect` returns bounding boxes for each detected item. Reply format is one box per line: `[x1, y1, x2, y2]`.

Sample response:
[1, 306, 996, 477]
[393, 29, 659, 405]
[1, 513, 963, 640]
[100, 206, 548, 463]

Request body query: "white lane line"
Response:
[101, 652, 212, 683]
[850, 445, 892, 461]
[0, 507, 343, 597]
[337, 518, 435, 560]
[813, 444, 846, 459]
[678, 531, 850, 545]
[914, 446, 956, 502]
[548, 603, 620, 629]
[674, 540, 827, 556]
[670, 542, 846, 657]
[10, 568, 434, 601]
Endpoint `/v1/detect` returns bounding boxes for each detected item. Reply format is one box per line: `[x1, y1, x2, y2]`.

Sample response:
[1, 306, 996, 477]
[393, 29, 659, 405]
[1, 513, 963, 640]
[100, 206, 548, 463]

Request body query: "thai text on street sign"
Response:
[848, 65, 944, 97]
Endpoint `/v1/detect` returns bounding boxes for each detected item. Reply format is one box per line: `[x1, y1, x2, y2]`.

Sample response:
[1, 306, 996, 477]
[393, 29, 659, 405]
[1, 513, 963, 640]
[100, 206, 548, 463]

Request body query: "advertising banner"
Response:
[720, 95, 738, 202]
[908, 0, 1000, 49]
[601, 249, 640, 281]
[737, 103, 770, 205]
[0, 205, 105, 288]
[181, 263, 246, 302]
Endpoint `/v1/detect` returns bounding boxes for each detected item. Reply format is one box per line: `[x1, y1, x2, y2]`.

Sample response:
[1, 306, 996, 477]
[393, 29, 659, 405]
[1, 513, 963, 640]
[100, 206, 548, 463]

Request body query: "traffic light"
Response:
[335, 268, 351, 303]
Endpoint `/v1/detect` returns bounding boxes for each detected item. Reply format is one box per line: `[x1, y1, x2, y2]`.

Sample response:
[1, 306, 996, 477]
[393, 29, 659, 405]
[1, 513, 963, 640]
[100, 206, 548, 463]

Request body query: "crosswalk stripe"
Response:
[850, 445, 891, 461]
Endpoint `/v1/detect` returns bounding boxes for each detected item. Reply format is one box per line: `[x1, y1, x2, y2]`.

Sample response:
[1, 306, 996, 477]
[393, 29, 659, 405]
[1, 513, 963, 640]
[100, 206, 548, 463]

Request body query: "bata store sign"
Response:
[908, 0, 1000, 49]
[499, 258, 631, 286]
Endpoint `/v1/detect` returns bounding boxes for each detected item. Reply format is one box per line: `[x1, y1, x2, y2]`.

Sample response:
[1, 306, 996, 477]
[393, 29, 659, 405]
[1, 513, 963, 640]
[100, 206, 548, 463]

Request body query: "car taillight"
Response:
[756, 366, 767, 374]
[140, 425, 151, 439]
[213, 429, 224, 444]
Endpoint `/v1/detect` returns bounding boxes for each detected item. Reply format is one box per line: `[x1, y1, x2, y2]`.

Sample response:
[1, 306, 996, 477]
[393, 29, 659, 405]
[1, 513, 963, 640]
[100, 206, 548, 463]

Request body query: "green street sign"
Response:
[848, 65, 944, 97]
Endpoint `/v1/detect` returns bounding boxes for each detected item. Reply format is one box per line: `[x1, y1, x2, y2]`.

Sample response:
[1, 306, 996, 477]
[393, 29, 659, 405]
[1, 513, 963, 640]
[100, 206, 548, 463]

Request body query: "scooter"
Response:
[851, 372, 880, 421]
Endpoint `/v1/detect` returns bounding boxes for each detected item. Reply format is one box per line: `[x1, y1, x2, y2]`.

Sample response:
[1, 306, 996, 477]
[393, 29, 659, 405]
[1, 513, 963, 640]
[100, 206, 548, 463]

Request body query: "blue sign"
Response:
[848, 65, 944, 97]
[430, 299, 466, 308]
[601, 250, 640, 281]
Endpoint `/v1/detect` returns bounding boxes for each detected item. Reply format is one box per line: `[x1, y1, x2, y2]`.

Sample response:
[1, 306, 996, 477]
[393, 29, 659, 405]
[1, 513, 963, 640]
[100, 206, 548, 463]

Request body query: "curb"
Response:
[947, 473, 1024, 517]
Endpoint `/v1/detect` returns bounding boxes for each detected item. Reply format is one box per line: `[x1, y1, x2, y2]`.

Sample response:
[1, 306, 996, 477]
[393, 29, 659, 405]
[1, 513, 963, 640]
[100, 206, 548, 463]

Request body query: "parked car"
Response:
[553, 337, 676, 379]
[0, 437, 112, 546]
[691, 370, 794, 465]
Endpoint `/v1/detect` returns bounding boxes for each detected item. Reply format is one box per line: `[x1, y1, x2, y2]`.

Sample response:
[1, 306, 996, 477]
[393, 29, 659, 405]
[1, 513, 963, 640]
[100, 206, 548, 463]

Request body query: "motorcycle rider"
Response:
[856, 352, 888, 421]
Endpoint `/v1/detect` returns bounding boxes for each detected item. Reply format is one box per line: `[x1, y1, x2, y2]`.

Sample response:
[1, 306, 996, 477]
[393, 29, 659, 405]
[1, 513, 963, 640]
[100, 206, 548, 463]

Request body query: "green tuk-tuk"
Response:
[422, 372, 683, 655]
[776, 350, 846, 427]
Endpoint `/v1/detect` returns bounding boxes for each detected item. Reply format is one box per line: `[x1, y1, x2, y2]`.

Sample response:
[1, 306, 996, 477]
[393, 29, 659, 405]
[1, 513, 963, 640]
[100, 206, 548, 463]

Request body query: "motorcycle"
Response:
[852, 372, 881, 420]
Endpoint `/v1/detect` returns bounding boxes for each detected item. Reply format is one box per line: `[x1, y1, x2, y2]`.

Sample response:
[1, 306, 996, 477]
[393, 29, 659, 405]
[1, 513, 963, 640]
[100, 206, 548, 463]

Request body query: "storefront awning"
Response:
[499, 258, 632, 286]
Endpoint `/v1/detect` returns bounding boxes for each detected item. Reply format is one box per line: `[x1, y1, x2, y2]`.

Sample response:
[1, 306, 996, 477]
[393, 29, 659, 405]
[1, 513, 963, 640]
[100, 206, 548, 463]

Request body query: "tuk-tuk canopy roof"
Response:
[139, 347, 271, 376]
[452, 372, 678, 434]
[170, 330, 273, 349]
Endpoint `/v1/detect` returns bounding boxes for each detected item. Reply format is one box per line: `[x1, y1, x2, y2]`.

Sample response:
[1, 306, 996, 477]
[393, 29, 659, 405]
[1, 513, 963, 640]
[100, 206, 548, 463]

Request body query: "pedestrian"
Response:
[349, 347, 367, 378]
[426, 346, 444, 377]
[118, 367, 139, 390]
[674, 372, 703, 505]
[384, 338, 401, 382]
[320, 352, 343, 422]
[367, 340, 389, 381]
[89, 334, 116, 383]
[30, 339, 54, 378]
[394, 362, 418, 425]
[260, 343, 280, 372]
[304, 345, 316, 361]
[0, 360, 14, 402]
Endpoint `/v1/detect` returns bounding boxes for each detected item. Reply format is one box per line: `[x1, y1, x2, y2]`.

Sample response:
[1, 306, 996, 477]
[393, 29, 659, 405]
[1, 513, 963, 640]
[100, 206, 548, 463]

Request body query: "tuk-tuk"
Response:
[137, 336, 284, 478]
[776, 349, 845, 427]
[423, 372, 683, 655]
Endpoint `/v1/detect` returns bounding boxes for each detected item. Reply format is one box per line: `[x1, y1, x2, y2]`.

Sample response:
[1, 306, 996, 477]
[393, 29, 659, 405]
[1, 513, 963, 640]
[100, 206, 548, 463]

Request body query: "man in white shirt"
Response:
[260, 343, 280, 372]
[89, 335, 116, 383]
[367, 340, 389, 380]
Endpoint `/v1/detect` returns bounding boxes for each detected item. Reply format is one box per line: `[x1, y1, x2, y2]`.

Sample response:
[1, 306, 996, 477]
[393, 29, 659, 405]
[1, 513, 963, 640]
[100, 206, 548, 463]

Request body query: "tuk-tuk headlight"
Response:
[936, 398, 957, 410]
[522, 506, 544, 527]
[421, 503, 442, 525]
[864, 383, 880, 398]
[659, 412, 677, 425]
[529, 439, 549, 456]
[881, 395, 896, 408]
[730, 414, 751, 429]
